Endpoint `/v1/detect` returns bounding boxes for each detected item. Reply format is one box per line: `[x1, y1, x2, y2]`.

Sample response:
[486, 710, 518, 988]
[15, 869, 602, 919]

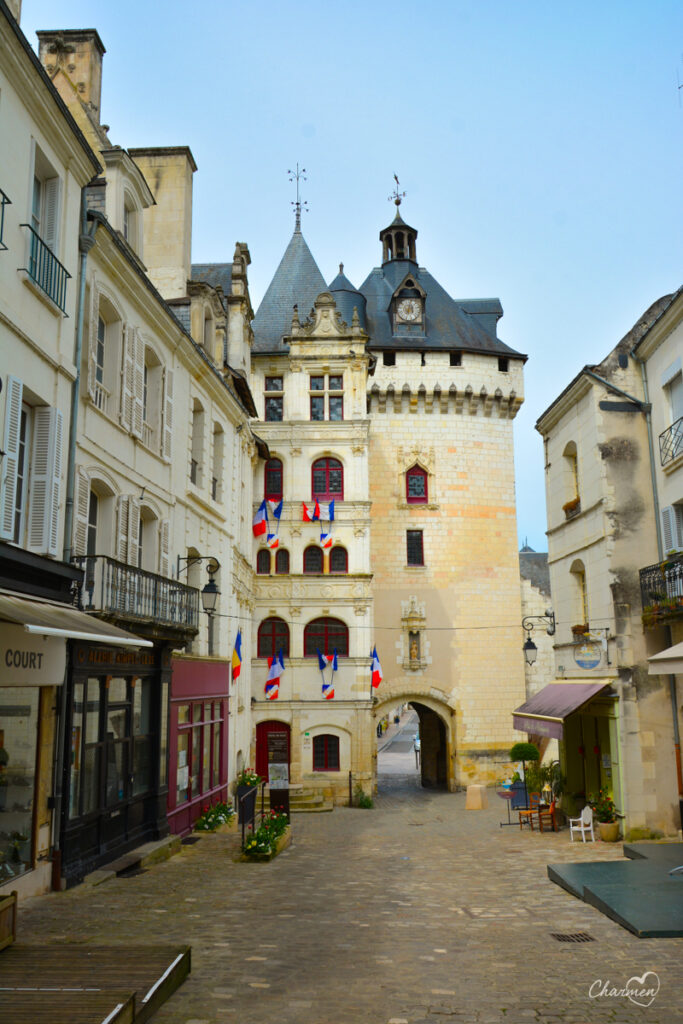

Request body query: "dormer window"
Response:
[122, 192, 140, 254]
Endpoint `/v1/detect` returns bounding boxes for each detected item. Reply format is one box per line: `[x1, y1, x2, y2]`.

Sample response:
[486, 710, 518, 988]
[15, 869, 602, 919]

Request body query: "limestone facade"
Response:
[536, 290, 683, 835]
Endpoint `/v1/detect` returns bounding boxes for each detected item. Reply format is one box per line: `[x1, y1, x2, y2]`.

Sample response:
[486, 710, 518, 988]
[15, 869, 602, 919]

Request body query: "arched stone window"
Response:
[406, 464, 428, 504]
[304, 617, 348, 658]
[303, 546, 323, 574]
[275, 549, 289, 575]
[329, 546, 348, 574]
[265, 458, 283, 500]
[256, 549, 271, 575]
[257, 617, 290, 658]
[312, 457, 343, 500]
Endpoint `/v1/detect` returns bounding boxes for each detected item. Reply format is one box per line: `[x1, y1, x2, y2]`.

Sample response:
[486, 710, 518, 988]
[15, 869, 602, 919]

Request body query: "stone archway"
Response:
[374, 690, 455, 792]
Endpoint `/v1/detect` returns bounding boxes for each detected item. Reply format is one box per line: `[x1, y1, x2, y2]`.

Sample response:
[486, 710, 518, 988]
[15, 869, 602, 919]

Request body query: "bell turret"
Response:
[380, 180, 418, 264]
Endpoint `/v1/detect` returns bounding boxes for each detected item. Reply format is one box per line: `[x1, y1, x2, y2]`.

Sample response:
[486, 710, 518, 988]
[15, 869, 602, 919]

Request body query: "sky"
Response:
[20, 0, 683, 550]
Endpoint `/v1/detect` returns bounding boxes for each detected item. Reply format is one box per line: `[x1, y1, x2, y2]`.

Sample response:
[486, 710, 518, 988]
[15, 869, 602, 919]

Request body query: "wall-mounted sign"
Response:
[1, 623, 66, 685]
[269, 763, 289, 789]
[574, 641, 602, 670]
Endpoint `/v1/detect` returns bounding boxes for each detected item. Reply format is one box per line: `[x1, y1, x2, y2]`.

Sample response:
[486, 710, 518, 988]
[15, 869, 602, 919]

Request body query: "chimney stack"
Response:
[37, 29, 106, 121]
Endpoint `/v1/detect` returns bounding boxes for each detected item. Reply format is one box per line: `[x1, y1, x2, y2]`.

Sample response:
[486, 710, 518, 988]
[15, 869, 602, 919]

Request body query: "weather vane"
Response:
[288, 163, 309, 229]
[389, 173, 406, 207]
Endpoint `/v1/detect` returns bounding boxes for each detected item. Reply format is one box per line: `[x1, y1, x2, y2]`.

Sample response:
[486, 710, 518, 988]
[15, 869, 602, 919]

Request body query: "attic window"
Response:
[383, 351, 396, 367]
[498, 357, 509, 372]
[406, 279, 414, 287]
[450, 352, 461, 367]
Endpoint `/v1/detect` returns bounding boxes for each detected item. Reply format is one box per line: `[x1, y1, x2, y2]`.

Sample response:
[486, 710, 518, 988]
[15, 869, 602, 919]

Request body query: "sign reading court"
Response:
[0, 624, 66, 685]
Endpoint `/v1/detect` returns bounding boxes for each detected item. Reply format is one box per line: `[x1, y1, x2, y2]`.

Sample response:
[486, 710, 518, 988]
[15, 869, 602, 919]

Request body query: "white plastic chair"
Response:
[568, 805, 595, 842]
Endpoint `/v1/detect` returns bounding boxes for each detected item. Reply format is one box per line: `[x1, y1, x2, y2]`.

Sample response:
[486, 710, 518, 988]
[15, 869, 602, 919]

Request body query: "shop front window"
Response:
[0, 688, 39, 882]
[175, 700, 224, 806]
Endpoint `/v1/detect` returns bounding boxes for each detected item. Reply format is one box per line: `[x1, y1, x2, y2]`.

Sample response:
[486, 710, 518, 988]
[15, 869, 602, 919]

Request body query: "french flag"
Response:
[316, 648, 338, 672]
[252, 500, 268, 537]
[371, 646, 383, 689]
[266, 533, 279, 550]
[303, 501, 320, 522]
[265, 649, 285, 700]
[268, 499, 283, 521]
[318, 500, 335, 522]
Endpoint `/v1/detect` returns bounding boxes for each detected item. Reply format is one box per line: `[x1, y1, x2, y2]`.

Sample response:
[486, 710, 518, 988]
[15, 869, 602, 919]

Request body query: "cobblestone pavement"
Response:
[16, 771, 683, 1024]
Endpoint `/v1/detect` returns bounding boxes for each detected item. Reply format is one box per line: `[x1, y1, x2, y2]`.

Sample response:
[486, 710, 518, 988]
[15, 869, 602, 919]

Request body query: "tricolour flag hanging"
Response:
[318, 500, 335, 522]
[268, 499, 283, 521]
[266, 533, 279, 549]
[302, 501, 320, 522]
[252, 500, 268, 536]
[231, 629, 242, 682]
[265, 648, 285, 700]
[317, 648, 337, 700]
[319, 531, 333, 549]
[371, 646, 383, 689]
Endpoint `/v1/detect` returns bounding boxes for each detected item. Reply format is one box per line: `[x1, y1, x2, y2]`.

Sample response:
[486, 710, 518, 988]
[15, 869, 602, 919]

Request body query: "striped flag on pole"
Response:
[371, 646, 383, 689]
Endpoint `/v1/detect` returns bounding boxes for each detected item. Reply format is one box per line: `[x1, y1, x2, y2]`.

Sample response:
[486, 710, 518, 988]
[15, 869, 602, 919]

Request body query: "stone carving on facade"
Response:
[400, 596, 429, 671]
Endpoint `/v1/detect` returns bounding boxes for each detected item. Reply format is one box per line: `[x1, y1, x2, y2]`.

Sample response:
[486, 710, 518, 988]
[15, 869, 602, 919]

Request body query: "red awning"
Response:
[512, 681, 613, 740]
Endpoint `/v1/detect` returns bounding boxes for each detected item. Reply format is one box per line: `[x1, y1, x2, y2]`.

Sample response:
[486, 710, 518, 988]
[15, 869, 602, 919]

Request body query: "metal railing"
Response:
[19, 223, 71, 312]
[660, 417, 683, 467]
[640, 552, 683, 608]
[93, 380, 109, 414]
[0, 188, 11, 251]
[73, 554, 200, 632]
[239, 782, 266, 849]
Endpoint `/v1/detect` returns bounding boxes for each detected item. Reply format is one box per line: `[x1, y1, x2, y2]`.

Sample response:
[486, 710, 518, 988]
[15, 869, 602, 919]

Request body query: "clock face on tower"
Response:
[397, 298, 421, 322]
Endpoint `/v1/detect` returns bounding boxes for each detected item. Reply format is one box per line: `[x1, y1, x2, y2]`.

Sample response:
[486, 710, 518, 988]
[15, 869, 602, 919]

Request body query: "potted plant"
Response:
[235, 768, 262, 823]
[509, 742, 539, 808]
[590, 790, 619, 842]
[571, 623, 589, 639]
[193, 801, 235, 833]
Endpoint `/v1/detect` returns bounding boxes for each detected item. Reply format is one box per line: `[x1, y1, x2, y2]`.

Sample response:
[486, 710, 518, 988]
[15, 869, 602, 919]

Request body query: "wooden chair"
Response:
[538, 799, 557, 832]
[518, 792, 541, 830]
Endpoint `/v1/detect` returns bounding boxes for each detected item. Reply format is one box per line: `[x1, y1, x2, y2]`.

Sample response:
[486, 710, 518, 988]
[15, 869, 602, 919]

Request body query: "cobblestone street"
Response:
[15, 762, 683, 1024]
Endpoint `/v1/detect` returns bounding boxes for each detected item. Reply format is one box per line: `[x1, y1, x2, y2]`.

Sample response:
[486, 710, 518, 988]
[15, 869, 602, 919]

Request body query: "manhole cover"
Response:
[551, 932, 595, 943]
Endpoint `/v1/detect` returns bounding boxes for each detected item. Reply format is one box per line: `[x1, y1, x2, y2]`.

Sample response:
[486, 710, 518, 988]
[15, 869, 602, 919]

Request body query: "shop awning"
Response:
[512, 681, 613, 740]
[0, 592, 153, 648]
[648, 641, 683, 675]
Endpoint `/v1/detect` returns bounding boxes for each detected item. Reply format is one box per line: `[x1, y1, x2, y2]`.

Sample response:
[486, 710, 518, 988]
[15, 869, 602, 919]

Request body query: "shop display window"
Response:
[0, 688, 39, 882]
[175, 700, 224, 807]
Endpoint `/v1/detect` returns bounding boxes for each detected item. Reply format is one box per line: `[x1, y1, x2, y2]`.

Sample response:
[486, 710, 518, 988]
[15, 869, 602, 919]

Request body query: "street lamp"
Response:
[178, 555, 221, 655]
[522, 611, 556, 667]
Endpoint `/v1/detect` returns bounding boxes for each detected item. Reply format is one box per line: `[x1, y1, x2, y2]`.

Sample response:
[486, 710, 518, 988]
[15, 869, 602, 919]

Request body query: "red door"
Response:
[256, 721, 290, 782]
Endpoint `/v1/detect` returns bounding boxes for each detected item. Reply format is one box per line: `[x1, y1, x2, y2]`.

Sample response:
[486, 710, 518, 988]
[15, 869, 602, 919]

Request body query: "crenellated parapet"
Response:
[368, 381, 522, 418]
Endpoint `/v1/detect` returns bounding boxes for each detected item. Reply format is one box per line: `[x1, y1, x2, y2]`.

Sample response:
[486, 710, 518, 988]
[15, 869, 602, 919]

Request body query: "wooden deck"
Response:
[0, 943, 190, 1023]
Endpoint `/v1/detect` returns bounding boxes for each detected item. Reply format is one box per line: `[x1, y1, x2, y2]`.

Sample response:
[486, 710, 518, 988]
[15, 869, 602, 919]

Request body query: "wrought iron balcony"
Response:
[73, 555, 199, 636]
[19, 223, 71, 312]
[640, 553, 683, 626]
[659, 417, 683, 467]
[0, 188, 11, 251]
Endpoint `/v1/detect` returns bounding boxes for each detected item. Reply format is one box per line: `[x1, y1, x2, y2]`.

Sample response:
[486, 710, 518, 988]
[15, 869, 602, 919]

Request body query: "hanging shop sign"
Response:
[0, 623, 66, 685]
[574, 641, 602, 670]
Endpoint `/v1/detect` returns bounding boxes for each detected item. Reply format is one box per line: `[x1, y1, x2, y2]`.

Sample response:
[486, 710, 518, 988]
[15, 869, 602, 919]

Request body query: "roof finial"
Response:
[389, 173, 406, 208]
[288, 163, 308, 231]
[339, 262, 344, 274]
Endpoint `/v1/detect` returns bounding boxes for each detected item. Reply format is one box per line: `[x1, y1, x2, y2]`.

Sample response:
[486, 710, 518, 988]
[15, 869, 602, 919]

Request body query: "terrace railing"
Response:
[19, 223, 70, 312]
[659, 417, 683, 467]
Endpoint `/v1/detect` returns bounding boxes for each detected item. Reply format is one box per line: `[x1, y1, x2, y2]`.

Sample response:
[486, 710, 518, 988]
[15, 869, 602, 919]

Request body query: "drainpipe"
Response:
[52, 193, 97, 887]
[63, 192, 98, 563]
[630, 350, 683, 818]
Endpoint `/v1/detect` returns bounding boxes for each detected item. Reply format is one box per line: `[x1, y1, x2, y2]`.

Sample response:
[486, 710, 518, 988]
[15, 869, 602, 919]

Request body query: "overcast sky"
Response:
[21, 0, 683, 550]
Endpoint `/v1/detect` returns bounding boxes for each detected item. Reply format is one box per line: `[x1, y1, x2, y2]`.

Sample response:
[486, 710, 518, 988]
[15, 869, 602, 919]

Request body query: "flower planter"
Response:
[598, 821, 620, 842]
[242, 826, 291, 862]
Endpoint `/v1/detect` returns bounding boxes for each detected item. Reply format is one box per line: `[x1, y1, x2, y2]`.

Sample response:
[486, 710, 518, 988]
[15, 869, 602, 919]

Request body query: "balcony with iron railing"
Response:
[640, 552, 683, 628]
[73, 555, 200, 638]
[0, 188, 11, 251]
[660, 417, 683, 467]
[19, 223, 70, 312]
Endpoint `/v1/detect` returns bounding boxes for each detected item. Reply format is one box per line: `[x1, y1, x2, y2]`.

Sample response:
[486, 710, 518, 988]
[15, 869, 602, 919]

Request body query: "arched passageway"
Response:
[376, 700, 450, 797]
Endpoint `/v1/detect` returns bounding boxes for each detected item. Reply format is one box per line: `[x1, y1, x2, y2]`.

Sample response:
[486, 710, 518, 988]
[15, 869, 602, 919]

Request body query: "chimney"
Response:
[37, 29, 106, 121]
[128, 147, 197, 300]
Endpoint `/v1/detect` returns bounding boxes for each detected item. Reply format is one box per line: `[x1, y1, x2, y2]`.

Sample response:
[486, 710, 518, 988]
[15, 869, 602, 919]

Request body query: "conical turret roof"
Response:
[252, 228, 327, 353]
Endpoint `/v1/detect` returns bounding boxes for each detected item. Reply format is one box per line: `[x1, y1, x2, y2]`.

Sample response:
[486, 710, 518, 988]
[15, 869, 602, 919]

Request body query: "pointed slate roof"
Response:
[359, 260, 525, 358]
[252, 228, 327, 353]
[327, 264, 367, 330]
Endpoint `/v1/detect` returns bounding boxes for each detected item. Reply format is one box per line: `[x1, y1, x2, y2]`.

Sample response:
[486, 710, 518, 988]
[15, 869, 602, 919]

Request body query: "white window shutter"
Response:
[0, 376, 23, 540]
[43, 176, 60, 253]
[159, 518, 170, 577]
[128, 496, 140, 565]
[73, 467, 90, 557]
[675, 505, 683, 550]
[87, 279, 100, 401]
[27, 406, 62, 555]
[131, 329, 144, 439]
[120, 325, 134, 431]
[162, 366, 174, 461]
[662, 506, 676, 554]
[116, 495, 130, 562]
